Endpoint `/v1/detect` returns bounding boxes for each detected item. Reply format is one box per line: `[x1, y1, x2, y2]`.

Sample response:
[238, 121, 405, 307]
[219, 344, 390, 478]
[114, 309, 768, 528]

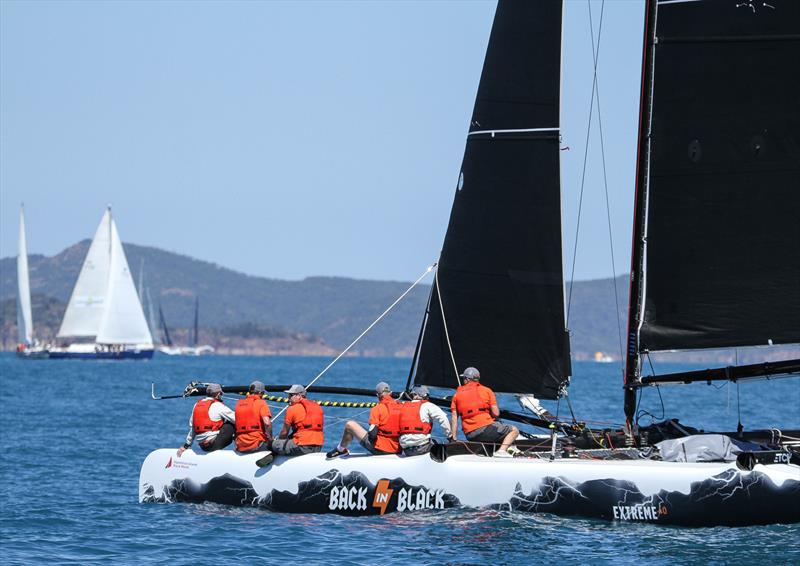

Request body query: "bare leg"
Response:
[339, 421, 368, 449]
[499, 426, 519, 452]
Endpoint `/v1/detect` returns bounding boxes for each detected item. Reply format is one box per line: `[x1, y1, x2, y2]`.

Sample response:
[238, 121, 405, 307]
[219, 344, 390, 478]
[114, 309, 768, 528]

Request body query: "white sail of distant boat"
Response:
[95, 218, 153, 345]
[52, 207, 153, 359]
[57, 210, 113, 338]
[17, 206, 33, 345]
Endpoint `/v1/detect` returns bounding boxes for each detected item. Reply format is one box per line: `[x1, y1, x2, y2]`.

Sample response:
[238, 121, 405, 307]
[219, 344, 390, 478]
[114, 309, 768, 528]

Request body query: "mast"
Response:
[192, 297, 199, 347]
[623, 0, 657, 433]
[159, 305, 173, 347]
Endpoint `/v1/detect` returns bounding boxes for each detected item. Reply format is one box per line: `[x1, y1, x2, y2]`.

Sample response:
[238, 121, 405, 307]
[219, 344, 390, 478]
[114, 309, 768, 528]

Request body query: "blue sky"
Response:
[1, 0, 645, 282]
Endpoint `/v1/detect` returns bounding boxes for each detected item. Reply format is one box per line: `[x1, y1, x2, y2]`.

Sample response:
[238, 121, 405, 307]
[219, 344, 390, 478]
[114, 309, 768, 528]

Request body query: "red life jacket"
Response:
[192, 398, 224, 434]
[235, 395, 269, 435]
[377, 397, 402, 438]
[296, 398, 324, 432]
[399, 401, 432, 435]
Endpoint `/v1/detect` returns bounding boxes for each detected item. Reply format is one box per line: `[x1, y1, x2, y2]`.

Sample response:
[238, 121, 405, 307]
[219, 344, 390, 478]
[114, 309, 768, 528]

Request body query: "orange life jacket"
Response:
[377, 397, 402, 438]
[235, 395, 270, 436]
[453, 381, 494, 433]
[192, 398, 224, 434]
[295, 398, 324, 433]
[399, 400, 432, 435]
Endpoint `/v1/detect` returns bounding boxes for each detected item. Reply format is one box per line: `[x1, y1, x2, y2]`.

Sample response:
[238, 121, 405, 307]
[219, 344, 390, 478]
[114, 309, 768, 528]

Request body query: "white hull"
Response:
[140, 448, 800, 526]
[158, 345, 214, 356]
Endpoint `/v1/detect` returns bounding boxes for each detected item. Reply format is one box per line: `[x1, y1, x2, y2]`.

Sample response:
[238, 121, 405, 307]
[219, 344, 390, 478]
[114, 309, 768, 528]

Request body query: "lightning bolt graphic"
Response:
[372, 479, 394, 515]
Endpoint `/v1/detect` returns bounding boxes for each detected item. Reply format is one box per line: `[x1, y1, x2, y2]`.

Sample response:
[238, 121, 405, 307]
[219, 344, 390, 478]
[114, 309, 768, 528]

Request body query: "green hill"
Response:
[1, 241, 630, 358]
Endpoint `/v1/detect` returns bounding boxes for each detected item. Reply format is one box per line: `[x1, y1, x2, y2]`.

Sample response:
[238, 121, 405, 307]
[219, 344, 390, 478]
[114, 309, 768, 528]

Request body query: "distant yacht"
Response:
[157, 297, 214, 356]
[15, 205, 48, 359]
[49, 207, 154, 360]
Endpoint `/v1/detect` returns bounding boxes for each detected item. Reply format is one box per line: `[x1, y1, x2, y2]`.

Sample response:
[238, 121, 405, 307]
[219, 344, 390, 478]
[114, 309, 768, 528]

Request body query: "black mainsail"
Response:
[625, 0, 800, 413]
[414, 0, 571, 398]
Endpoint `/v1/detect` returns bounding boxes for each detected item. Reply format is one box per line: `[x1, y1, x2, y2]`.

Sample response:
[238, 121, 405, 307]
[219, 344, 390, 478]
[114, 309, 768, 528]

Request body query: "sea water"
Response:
[0, 353, 798, 565]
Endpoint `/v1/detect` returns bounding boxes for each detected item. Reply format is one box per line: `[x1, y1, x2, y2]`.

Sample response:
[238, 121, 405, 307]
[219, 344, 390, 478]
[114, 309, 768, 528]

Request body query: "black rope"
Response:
[566, 0, 606, 324]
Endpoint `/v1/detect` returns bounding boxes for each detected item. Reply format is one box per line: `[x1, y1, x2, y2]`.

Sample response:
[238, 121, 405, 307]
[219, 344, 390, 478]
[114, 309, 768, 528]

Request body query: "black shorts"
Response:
[359, 434, 395, 455]
[465, 422, 514, 443]
[401, 442, 432, 457]
[271, 438, 321, 456]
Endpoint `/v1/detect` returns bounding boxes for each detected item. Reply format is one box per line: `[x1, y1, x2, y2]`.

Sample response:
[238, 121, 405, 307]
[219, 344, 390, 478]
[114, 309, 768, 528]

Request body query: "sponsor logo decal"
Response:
[327, 478, 447, 515]
[612, 504, 667, 521]
[774, 452, 791, 464]
[372, 480, 394, 515]
[165, 457, 173, 469]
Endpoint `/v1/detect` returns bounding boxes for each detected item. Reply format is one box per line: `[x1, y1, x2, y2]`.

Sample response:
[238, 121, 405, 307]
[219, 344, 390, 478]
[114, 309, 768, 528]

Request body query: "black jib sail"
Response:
[414, 0, 571, 398]
[625, 0, 800, 396]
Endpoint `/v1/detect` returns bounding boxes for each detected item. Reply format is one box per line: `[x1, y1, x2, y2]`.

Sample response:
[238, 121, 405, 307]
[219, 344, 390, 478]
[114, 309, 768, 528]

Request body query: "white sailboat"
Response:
[50, 207, 154, 360]
[16, 205, 48, 359]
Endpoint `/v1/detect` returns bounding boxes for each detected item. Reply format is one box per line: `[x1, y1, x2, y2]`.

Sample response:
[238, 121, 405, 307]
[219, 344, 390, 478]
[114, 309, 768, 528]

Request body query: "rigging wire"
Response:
[586, 0, 625, 362]
[566, 0, 606, 325]
[435, 266, 462, 388]
[272, 262, 436, 420]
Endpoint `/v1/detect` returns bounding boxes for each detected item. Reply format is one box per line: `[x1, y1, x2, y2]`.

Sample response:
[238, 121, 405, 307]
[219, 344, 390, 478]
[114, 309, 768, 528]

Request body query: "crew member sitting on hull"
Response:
[235, 380, 274, 467]
[271, 384, 324, 456]
[326, 381, 401, 459]
[177, 383, 236, 456]
[398, 385, 451, 456]
[450, 367, 518, 458]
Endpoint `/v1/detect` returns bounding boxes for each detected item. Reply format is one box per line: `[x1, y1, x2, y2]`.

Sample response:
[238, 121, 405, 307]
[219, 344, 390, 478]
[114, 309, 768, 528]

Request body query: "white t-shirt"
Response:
[184, 397, 236, 446]
[399, 400, 452, 448]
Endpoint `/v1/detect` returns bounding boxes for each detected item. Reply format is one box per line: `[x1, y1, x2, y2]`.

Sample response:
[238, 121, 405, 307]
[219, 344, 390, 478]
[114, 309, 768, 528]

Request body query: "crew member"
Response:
[177, 383, 236, 456]
[450, 367, 518, 457]
[235, 380, 274, 466]
[326, 381, 401, 458]
[398, 385, 451, 456]
[271, 384, 324, 456]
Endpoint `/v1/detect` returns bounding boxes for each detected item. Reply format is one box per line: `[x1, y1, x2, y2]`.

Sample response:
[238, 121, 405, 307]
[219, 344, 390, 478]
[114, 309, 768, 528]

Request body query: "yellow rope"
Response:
[255, 393, 377, 408]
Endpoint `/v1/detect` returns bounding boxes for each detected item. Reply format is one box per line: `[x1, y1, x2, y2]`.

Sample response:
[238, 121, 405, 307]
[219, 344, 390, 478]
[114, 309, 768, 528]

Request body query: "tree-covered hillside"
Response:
[1, 241, 631, 358]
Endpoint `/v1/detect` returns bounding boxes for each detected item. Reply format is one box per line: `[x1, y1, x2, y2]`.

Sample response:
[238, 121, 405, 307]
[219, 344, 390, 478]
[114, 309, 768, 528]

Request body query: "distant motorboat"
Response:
[49, 207, 154, 360]
[16, 205, 49, 359]
[593, 351, 614, 364]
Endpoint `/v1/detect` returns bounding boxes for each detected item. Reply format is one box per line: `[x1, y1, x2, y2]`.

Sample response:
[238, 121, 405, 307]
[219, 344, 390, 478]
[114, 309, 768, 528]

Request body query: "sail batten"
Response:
[414, 0, 571, 398]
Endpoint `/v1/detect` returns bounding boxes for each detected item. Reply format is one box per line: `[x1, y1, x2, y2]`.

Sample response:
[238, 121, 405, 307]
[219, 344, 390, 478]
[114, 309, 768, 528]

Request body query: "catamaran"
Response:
[15, 205, 49, 359]
[50, 207, 154, 359]
[140, 0, 799, 526]
[157, 298, 214, 356]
